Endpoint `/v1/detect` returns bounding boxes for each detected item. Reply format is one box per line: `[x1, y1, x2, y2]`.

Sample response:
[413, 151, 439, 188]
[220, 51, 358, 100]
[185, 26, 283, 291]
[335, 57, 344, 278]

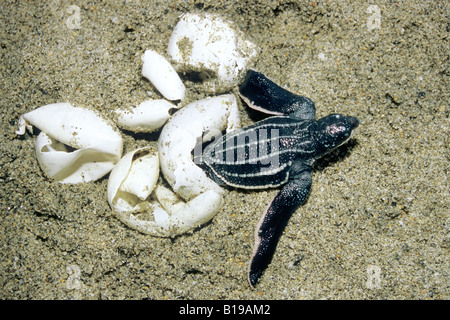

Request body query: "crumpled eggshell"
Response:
[158, 94, 240, 201]
[115, 99, 176, 133]
[168, 13, 259, 93]
[107, 147, 159, 214]
[150, 185, 223, 236]
[108, 148, 223, 237]
[16, 103, 123, 183]
[142, 49, 186, 101]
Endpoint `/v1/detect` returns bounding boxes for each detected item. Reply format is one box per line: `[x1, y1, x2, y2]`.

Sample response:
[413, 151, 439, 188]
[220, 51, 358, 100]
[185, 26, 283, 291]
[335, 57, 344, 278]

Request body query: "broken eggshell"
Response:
[158, 94, 240, 201]
[115, 99, 176, 133]
[108, 147, 223, 237]
[16, 102, 123, 183]
[141, 49, 186, 101]
[168, 13, 259, 93]
[107, 147, 159, 215]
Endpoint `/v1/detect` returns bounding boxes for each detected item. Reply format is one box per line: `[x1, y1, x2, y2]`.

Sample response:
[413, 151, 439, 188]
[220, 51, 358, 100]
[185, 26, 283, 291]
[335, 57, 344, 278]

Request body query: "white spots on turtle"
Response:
[327, 124, 347, 136]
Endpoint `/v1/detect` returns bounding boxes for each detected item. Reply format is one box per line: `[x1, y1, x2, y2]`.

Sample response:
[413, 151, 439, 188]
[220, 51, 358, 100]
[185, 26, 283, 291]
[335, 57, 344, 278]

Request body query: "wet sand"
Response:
[0, 0, 448, 299]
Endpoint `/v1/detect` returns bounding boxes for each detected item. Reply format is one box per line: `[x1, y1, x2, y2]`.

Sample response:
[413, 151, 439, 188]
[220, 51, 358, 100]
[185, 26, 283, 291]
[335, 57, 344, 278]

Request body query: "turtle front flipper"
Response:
[239, 69, 316, 120]
[248, 168, 312, 288]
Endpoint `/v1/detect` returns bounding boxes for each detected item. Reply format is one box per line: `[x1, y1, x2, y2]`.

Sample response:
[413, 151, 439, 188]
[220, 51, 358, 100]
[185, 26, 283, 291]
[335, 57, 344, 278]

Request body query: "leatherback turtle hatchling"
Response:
[195, 70, 359, 287]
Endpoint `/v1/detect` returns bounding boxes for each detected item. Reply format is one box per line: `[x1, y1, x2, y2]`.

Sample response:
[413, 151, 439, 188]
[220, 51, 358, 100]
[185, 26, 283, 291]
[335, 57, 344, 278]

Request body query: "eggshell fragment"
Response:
[142, 49, 186, 101]
[16, 103, 123, 183]
[115, 99, 176, 133]
[108, 148, 223, 237]
[168, 13, 259, 93]
[151, 185, 223, 235]
[158, 94, 240, 201]
[107, 147, 159, 214]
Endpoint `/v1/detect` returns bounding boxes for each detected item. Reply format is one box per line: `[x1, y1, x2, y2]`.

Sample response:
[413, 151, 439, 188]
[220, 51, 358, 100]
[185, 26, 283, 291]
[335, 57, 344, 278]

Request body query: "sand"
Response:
[0, 0, 448, 299]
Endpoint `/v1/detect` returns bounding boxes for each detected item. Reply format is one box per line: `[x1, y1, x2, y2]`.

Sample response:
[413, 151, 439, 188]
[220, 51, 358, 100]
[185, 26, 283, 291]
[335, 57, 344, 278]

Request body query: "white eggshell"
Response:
[108, 150, 223, 237]
[107, 147, 159, 214]
[152, 182, 186, 214]
[114, 184, 223, 237]
[35, 132, 119, 184]
[118, 150, 159, 200]
[142, 49, 186, 101]
[158, 94, 240, 201]
[152, 185, 223, 233]
[168, 13, 259, 93]
[116, 99, 176, 132]
[171, 189, 223, 228]
[17, 103, 123, 183]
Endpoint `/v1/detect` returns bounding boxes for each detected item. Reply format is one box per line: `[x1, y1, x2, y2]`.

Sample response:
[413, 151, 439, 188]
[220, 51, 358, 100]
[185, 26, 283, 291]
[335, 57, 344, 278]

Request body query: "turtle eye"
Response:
[326, 124, 346, 135]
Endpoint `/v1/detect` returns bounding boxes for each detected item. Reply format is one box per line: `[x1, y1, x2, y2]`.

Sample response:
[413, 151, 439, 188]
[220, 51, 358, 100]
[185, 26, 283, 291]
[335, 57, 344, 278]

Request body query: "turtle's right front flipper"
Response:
[248, 168, 312, 288]
[239, 69, 316, 120]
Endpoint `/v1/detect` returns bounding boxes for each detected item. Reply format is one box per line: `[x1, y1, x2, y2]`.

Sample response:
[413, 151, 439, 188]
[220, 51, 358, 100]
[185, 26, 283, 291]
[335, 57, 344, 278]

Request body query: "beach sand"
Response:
[0, 0, 448, 299]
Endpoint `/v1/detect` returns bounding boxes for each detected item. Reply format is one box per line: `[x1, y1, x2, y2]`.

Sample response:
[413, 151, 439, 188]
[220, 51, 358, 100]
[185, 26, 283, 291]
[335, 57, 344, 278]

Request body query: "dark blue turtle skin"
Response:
[196, 70, 359, 287]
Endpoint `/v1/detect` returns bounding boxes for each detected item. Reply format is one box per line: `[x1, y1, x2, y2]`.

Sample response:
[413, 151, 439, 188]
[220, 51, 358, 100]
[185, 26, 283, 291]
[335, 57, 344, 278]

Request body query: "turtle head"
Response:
[312, 114, 359, 157]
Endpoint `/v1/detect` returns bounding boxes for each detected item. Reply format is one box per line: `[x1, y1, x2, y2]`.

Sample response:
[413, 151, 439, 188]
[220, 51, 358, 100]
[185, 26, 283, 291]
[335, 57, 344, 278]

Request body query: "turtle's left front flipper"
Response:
[239, 69, 316, 120]
[248, 168, 312, 288]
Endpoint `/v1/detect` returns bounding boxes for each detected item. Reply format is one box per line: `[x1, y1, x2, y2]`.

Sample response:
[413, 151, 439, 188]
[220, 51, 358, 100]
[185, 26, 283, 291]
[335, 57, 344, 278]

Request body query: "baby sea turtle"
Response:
[196, 70, 359, 287]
